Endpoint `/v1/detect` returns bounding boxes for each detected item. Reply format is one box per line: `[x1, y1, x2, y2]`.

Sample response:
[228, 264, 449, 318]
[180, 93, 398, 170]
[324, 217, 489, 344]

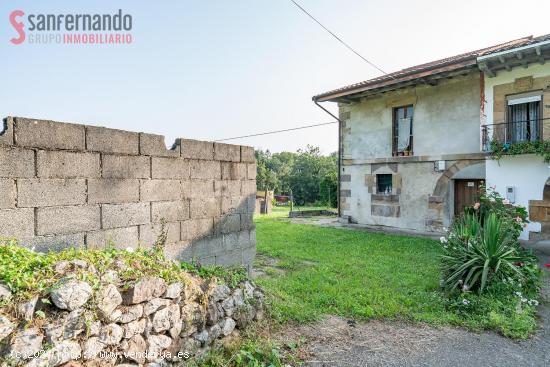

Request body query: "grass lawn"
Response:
[253, 209, 538, 338]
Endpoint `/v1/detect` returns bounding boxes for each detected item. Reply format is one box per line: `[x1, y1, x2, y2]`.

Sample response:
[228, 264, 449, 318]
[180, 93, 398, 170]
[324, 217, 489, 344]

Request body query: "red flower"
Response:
[544, 264, 550, 269]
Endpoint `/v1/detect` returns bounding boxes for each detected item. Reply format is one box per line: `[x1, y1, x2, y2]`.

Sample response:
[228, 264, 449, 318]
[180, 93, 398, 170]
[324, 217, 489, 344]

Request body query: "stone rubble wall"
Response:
[0, 260, 264, 366]
[0, 117, 257, 269]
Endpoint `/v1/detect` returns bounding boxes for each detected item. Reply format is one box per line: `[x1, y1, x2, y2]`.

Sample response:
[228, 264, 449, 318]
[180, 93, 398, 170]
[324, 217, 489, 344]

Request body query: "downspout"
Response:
[314, 100, 343, 218]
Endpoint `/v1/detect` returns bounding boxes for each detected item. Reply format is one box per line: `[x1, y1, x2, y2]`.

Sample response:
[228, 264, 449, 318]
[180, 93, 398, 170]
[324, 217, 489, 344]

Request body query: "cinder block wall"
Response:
[0, 117, 257, 269]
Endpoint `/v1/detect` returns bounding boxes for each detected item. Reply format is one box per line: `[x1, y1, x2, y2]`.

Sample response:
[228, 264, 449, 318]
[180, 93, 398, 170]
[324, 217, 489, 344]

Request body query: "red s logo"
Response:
[10, 10, 25, 45]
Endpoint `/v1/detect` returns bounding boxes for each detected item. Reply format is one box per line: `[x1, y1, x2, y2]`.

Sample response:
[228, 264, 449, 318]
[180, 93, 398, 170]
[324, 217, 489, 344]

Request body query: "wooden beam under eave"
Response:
[498, 56, 511, 71]
[479, 63, 495, 77]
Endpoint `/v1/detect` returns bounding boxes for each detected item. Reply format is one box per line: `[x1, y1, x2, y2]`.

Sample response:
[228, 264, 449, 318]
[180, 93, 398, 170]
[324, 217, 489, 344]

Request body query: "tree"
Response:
[319, 171, 338, 207]
[255, 146, 337, 207]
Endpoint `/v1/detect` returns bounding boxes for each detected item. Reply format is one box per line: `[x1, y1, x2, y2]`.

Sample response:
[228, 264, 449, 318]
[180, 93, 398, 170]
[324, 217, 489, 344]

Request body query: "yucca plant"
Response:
[441, 213, 524, 293]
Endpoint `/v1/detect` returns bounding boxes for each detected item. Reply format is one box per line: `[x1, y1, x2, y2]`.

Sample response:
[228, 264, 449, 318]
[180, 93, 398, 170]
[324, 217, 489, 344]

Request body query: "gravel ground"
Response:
[276, 241, 550, 367]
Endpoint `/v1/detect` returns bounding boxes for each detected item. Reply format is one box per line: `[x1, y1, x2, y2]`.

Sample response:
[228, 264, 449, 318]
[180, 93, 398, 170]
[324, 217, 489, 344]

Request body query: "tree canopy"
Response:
[255, 145, 337, 207]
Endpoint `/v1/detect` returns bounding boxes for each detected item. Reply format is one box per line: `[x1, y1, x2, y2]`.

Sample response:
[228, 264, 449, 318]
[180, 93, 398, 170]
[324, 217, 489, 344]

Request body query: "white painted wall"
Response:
[485, 155, 549, 239]
[483, 63, 550, 239]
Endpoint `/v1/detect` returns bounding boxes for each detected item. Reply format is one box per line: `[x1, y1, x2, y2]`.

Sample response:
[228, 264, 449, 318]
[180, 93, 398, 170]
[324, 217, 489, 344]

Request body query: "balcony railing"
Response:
[481, 119, 543, 152]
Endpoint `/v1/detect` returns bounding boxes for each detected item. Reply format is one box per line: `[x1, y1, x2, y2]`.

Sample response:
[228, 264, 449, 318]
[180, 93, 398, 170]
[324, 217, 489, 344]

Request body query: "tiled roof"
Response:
[313, 34, 550, 101]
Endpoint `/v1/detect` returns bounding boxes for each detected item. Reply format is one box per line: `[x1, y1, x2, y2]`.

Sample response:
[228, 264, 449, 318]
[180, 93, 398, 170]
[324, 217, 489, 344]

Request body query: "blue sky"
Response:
[1, 0, 549, 153]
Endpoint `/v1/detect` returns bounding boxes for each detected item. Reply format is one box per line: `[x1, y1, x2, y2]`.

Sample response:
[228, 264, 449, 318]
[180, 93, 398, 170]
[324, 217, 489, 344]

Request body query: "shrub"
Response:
[442, 213, 526, 292]
[465, 185, 528, 239]
[441, 187, 540, 294]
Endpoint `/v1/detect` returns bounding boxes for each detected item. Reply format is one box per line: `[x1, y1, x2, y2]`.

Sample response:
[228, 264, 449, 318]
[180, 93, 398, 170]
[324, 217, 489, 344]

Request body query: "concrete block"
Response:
[19, 233, 85, 253]
[181, 180, 191, 199]
[181, 218, 214, 240]
[240, 146, 255, 163]
[189, 160, 221, 180]
[152, 157, 189, 179]
[163, 241, 193, 262]
[102, 155, 150, 178]
[237, 230, 251, 249]
[196, 255, 216, 266]
[14, 118, 85, 150]
[242, 245, 256, 266]
[88, 179, 140, 204]
[229, 163, 247, 180]
[246, 196, 256, 214]
[190, 198, 220, 219]
[180, 139, 213, 160]
[222, 232, 239, 252]
[247, 163, 257, 180]
[214, 180, 241, 197]
[140, 180, 181, 201]
[214, 143, 240, 162]
[240, 213, 254, 230]
[247, 231, 257, 246]
[190, 180, 215, 198]
[0, 179, 15, 208]
[139, 222, 180, 247]
[102, 202, 150, 229]
[86, 227, 139, 249]
[241, 181, 256, 196]
[221, 197, 247, 215]
[0, 208, 34, 238]
[37, 151, 100, 178]
[86, 126, 139, 155]
[0, 117, 14, 146]
[151, 200, 189, 223]
[215, 249, 242, 267]
[37, 205, 100, 235]
[139, 133, 180, 157]
[215, 214, 241, 234]
[18, 179, 87, 207]
[192, 236, 223, 257]
[0, 147, 35, 178]
[221, 162, 232, 180]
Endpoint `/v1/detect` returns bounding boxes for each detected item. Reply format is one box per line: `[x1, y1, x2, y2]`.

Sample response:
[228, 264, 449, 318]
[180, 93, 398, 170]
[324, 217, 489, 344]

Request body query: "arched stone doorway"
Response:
[427, 160, 485, 230]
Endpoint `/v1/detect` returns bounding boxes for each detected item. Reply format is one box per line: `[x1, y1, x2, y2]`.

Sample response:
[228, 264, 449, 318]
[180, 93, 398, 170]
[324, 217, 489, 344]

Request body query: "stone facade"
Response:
[0, 117, 256, 269]
[337, 74, 487, 232]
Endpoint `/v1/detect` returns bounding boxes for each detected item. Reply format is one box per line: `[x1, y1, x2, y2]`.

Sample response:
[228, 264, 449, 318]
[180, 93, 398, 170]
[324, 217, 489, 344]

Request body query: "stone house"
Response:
[313, 34, 550, 238]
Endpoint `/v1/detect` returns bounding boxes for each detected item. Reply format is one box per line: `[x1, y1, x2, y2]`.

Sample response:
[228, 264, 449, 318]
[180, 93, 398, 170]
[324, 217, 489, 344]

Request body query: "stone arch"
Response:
[426, 159, 485, 231]
[432, 160, 485, 198]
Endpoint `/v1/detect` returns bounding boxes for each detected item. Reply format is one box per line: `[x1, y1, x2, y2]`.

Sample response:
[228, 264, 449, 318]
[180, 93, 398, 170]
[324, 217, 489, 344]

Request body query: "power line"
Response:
[214, 120, 337, 142]
[289, 0, 391, 77]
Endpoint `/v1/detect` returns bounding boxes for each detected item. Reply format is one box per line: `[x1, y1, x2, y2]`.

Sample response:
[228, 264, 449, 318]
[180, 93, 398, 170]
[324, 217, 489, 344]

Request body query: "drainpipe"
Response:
[314, 100, 343, 218]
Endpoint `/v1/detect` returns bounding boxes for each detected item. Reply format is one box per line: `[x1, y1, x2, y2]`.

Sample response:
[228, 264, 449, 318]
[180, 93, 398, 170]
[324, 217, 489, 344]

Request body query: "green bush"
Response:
[465, 184, 529, 239]
[445, 280, 539, 338]
[439, 185, 542, 337]
[490, 139, 550, 162]
[441, 212, 537, 293]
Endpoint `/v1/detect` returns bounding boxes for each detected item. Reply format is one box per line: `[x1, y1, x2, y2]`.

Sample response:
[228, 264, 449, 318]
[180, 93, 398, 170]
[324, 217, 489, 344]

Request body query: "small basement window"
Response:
[377, 174, 392, 194]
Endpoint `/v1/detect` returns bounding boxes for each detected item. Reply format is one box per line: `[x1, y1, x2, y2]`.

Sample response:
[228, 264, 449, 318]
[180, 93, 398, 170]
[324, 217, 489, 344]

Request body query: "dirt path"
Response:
[276, 241, 550, 367]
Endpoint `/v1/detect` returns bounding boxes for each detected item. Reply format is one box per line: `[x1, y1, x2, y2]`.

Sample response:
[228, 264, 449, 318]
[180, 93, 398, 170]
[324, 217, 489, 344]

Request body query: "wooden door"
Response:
[454, 179, 484, 216]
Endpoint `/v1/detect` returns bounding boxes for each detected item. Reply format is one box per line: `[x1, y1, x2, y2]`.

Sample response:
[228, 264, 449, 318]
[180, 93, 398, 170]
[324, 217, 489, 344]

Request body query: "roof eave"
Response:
[313, 58, 478, 103]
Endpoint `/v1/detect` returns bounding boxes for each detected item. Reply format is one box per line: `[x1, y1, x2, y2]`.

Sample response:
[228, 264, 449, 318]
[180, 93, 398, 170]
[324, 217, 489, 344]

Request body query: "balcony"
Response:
[481, 119, 542, 152]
